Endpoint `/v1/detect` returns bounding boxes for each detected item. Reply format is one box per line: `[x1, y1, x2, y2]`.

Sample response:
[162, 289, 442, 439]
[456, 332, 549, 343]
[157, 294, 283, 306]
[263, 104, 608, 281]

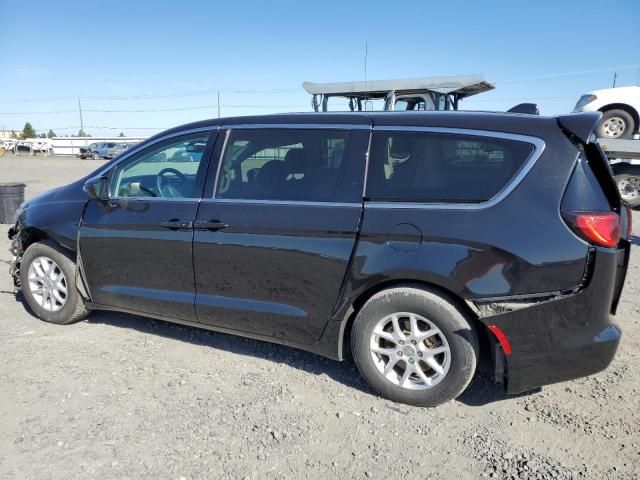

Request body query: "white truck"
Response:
[573, 86, 640, 208]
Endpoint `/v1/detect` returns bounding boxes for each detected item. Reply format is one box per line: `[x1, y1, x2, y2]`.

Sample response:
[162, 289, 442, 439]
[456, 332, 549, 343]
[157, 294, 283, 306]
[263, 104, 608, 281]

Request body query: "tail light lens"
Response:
[563, 211, 621, 248]
[487, 325, 512, 356]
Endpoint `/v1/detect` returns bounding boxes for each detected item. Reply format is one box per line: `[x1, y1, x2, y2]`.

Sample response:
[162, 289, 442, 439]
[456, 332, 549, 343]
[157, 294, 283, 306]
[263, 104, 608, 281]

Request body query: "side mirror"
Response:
[84, 176, 110, 201]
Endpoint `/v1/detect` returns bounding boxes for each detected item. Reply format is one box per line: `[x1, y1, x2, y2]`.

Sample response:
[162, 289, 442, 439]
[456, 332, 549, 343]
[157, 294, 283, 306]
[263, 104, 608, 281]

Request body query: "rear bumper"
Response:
[479, 244, 628, 394]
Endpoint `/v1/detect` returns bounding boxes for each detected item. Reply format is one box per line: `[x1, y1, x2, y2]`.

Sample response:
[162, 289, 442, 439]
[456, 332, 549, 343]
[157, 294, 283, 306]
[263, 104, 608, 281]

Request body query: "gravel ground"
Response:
[1, 156, 639, 480]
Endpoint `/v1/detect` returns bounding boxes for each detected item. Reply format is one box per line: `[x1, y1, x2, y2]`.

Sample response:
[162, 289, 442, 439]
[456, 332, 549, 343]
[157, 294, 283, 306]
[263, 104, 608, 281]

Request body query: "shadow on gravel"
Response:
[630, 235, 640, 246]
[87, 310, 373, 395]
[85, 310, 530, 406]
[458, 367, 540, 407]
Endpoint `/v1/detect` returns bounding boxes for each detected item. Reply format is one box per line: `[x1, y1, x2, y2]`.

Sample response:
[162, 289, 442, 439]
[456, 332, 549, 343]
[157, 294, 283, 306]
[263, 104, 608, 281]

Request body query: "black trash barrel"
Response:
[0, 183, 26, 224]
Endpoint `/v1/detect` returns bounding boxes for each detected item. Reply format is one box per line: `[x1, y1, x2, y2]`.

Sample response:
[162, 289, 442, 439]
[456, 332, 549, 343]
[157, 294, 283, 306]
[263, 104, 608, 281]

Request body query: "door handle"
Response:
[160, 219, 193, 230]
[194, 220, 229, 231]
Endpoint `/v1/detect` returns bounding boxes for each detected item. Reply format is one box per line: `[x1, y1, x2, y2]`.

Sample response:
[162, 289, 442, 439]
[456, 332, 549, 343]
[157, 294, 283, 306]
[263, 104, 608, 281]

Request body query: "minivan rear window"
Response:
[366, 131, 535, 203]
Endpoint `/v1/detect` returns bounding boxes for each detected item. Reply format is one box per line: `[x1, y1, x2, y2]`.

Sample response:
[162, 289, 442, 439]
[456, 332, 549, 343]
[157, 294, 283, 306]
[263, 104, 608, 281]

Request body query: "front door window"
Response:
[112, 133, 209, 199]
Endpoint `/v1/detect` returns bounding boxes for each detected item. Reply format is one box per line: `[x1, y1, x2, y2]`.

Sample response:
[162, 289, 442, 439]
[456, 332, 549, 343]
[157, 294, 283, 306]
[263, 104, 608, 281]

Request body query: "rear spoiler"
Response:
[556, 111, 602, 144]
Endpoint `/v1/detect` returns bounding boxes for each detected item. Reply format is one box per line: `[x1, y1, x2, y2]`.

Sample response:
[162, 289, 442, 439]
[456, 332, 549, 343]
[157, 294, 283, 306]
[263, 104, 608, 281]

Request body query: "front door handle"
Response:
[194, 220, 229, 231]
[160, 219, 193, 230]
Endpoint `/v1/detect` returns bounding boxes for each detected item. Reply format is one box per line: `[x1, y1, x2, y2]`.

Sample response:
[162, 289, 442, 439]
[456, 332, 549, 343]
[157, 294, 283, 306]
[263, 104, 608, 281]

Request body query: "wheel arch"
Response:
[598, 103, 640, 132]
[337, 278, 489, 360]
[15, 226, 50, 253]
[15, 226, 75, 258]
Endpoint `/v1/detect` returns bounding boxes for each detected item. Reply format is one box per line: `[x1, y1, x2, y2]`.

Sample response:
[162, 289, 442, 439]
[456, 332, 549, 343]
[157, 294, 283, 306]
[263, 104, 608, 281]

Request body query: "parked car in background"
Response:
[105, 143, 134, 159]
[79, 142, 105, 159]
[1, 140, 17, 153]
[8, 111, 631, 407]
[94, 142, 118, 159]
[573, 86, 640, 139]
[31, 141, 50, 153]
[13, 140, 50, 154]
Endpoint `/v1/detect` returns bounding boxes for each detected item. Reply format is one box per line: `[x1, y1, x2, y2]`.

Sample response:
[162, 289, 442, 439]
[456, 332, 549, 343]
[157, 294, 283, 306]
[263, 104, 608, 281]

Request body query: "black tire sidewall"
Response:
[20, 241, 82, 324]
[598, 109, 635, 139]
[351, 288, 478, 407]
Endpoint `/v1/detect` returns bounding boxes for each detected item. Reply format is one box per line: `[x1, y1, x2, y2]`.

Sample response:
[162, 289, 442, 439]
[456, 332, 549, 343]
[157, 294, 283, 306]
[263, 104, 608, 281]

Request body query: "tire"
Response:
[20, 240, 89, 325]
[615, 173, 640, 208]
[351, 286, 479, 407]
[92, 152, 99, 160]
[597, 109, 635, 139]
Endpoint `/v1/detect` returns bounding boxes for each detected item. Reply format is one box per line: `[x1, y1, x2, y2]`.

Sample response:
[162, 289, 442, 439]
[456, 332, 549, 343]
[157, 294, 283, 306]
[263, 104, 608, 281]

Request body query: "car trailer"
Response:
[597, 137, 640, 209]
[302, 75, 495, 112]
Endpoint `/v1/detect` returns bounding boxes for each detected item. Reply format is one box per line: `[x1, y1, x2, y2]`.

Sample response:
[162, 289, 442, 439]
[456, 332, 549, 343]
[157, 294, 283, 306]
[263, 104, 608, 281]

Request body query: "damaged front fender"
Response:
[8, 220, 26, 291]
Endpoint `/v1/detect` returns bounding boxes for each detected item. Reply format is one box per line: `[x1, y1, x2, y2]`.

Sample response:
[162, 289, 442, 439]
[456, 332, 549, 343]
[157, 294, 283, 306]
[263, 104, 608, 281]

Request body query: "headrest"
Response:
[389, 136, 412, 159]
[284, 148, 306, 173]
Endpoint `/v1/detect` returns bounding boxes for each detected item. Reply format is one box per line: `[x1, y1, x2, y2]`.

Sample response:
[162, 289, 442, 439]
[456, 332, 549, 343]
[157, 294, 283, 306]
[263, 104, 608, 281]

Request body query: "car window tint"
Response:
[216, 129, 350, 202]
[112, 133, 210, 199]
[367, 131, 534, 203]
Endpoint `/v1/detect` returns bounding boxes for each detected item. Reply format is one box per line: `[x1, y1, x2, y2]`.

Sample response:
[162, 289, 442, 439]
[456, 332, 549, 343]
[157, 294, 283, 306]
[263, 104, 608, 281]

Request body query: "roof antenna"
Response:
[364, 41, 368, 86]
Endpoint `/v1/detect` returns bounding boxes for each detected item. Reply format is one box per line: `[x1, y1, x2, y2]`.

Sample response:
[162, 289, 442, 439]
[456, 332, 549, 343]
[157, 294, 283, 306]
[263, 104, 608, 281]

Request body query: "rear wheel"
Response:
[20, 240, 89, 324]
[598, 109, 635, 139]
[351, 286, 479, 407]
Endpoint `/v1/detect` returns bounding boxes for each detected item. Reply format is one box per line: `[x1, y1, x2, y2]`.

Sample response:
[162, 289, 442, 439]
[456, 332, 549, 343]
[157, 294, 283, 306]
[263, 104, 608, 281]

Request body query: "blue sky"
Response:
[0, 0, 638, 137]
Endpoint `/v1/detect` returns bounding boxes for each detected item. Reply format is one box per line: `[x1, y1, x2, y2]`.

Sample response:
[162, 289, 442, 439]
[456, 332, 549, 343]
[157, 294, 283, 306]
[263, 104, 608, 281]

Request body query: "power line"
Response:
[0, 104, 311, 115]
[84, 125, 171, 130]
[495, 64, 640, 83]
[0, 109, 77, 115]
[0, 88, 300, 104]
[84, 104, 219, 113]
[2, 64, 639, 105]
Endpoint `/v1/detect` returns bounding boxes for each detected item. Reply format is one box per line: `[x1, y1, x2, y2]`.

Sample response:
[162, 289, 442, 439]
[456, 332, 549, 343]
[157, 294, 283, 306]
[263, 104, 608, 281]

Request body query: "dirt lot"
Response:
[0, 156, 639, 480]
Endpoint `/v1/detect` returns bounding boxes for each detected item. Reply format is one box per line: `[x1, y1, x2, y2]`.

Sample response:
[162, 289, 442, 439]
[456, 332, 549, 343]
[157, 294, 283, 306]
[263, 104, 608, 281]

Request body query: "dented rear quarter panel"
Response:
[339, 122, 591, 308]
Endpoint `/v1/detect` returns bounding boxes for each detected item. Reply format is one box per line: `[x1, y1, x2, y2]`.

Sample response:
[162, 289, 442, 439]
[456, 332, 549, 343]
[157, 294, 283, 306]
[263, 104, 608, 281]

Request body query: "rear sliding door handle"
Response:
[160, 219, 193, 230]
[194, 220, 229, 231]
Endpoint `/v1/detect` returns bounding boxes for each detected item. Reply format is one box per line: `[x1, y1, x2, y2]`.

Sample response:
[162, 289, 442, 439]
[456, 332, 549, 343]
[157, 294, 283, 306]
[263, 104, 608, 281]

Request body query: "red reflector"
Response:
[564, 211, 621, 248]
[487, 325, 512, 356]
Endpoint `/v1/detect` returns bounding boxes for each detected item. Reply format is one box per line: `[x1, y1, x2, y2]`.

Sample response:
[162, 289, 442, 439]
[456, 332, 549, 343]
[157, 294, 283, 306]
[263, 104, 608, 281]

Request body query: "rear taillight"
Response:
[562, 211, 621, 248]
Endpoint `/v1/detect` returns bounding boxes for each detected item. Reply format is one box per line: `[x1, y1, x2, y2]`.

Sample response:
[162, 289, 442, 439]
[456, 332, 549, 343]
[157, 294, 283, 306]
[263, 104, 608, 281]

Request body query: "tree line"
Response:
[10, 122, 126, 139]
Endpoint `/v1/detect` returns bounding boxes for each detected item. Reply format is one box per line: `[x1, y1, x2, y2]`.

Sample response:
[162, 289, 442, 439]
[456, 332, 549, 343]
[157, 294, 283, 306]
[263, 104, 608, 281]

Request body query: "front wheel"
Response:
[597, 109, 635, 139]
[20, 240, 89, 324]
[351, 286, 479, 407]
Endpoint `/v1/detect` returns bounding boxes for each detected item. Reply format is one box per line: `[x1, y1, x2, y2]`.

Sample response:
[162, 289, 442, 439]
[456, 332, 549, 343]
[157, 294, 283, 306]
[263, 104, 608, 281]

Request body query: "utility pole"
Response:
[78, 96, 86, 146]
[613, 72, 618, 88]
[217, 91, 221, 118]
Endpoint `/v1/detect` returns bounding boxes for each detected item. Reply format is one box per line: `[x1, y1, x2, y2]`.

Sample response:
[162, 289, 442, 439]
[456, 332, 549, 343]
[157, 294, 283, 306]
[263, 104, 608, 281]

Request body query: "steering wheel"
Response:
[156, 167, 187, 197]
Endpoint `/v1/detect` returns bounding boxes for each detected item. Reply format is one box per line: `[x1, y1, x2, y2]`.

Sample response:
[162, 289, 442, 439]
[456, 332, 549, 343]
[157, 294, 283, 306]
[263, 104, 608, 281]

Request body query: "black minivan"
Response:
[8, 111, 631, 406]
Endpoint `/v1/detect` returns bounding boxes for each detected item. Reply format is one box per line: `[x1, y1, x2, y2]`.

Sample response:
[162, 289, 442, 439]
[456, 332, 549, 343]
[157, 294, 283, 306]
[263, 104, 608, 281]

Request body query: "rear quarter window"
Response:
[366, 131, 535, 203]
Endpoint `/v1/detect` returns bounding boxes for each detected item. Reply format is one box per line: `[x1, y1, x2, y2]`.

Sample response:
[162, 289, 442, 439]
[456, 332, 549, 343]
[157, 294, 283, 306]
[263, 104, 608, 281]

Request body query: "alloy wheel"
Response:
[27, 256, 68, 312]
[369, 312, 451, 390]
